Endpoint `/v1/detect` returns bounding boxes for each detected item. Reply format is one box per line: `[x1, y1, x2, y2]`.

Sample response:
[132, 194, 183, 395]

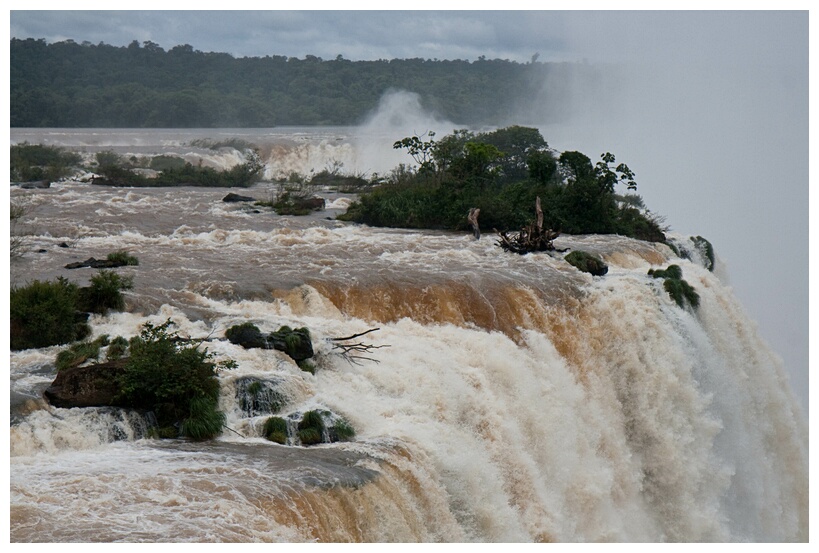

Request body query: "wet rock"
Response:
[222, 192, 256, 203]
[65, 257, 129, 269]
[564, 250, 608, 276]
[225, 323, 314, 361]
[43, 359, 128, 408]
[225, 322, 269, 349]
[19, 180, 51, 189]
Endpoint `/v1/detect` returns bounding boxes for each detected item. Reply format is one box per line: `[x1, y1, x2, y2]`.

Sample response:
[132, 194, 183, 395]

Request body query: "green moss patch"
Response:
[648, 264, 700, 309]
[564, 250, 608, 276]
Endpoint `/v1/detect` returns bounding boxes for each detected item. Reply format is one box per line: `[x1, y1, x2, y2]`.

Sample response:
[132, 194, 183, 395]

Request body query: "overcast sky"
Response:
[6, 7, 812, 413]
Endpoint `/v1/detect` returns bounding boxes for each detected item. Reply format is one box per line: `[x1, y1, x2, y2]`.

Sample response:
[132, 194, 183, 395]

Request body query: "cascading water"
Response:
[9, 130, 807, 543]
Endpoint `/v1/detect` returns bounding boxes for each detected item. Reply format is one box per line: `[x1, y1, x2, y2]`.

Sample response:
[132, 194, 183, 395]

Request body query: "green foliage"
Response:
[346, 126, 665, 242]
[77, 270, 133, 314]
[10, 278, 90, 350]
[149, 155, 187, 171]
[271, 191, 319, 216]
[95, 150, 122, 167]
[181, 396, 226, 441]
[308, 170, 369, 191]
[263, 416, 289, 444]
[297, 410, 326, 446]
[297, 359, 316, 374]
[225, 322, 267, 348]
[564, 251, 608, 276]
[329, 417, 356, 442]
[189, 138, 256, 151]
[691, 236, 715, 271]
[237, 377, 287, 416]
[106, 335, 129, 361]
[10, 142, 81, 182]
[11, 38, 594, 127]
[106, 250, 139, 266]
[648, 265, 700, 309]
[118, 319, 226, 440]
[648, 264, 683, 280]
[94, 151, 264, 188]
[55, 336, 108, 370]
[663, 278, 701, 310]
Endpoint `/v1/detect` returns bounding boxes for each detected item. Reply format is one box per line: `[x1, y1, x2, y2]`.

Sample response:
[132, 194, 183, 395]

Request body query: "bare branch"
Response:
[330, 328, 389, 365]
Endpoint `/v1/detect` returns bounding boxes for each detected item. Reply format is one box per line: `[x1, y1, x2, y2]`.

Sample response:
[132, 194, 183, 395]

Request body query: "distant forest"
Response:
[10, 38, 592, 128]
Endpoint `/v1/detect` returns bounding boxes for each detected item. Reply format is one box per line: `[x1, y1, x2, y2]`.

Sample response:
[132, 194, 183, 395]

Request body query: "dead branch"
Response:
[495, 196, 560, 254]
[330, 328, 390, 365]
[467, 207, 481, 240]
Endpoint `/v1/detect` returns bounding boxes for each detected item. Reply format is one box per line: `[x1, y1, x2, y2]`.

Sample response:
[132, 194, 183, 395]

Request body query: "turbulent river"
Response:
[9, 128, 808, 542]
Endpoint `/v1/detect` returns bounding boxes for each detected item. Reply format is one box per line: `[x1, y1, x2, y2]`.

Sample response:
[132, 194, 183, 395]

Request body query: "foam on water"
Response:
[9, 132, 807, 542]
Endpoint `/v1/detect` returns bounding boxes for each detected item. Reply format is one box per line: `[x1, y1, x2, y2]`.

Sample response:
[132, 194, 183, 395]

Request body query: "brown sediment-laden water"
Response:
[9, 129, 807, 542]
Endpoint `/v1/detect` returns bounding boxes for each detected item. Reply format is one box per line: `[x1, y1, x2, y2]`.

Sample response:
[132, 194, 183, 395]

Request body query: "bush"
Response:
[263, 416, 289, 444]
[11, 278, 90, 350]
[149, 155, 187, 171]
[329, 417, 356, 442]
[117, 319, 227, 440]
[181, 396, 226, 441]
[564, 251, 608, 276]
[106, 335, 129, 361]
[106, 250, 139, 266]
[77, 270, 133, 314]
[11, 142, 81, 182]
[297, 410, 326, 445]
[55, 336, 108, 370]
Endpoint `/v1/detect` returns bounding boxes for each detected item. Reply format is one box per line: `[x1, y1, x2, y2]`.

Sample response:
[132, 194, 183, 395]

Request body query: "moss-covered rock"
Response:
[224, 323, 314, 362]
[564, 250, 608, 276]
[648, 264, 700, 309]
[235, 377, 288, 416]
[297, 410, 326, 445]
[263, 416, 289, 444]
[691, 236, 715, 271]
[269, 326, 314, 361]
[225, 322, 269, 349]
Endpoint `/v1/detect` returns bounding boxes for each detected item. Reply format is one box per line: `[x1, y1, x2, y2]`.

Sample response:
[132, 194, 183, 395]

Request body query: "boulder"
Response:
[65, 257, 129, 269]
[43, 358, 127, 408]
[222, 192, 256, 203]
[225, 322, 269, 349]
[564, 250, 608, 276]
[269, 327, 314, 361]
[20, 180, 51, 189]
[299, 197, 325, 211]
[225, 323, 314, 361]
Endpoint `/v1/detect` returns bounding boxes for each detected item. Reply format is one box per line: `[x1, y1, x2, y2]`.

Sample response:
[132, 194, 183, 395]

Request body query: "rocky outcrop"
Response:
[564, 250, 608, 276]
[65, 257, 131, 269]
[18, 180, 51, 189]
[225, 323, 314, 361]
[222, 192, 256, 203]
[43, 359, 127, 408]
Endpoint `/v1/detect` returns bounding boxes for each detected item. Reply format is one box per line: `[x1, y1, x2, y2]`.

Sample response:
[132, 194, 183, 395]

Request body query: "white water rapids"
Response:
[8, 129, 808, 542]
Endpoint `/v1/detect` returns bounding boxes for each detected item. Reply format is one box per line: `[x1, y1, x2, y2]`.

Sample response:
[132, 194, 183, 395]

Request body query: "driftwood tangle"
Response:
[495, 196, 560, 254]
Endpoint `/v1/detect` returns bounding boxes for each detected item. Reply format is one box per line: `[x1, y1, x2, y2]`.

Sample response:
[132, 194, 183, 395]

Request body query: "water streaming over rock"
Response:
[9, 129, 807, 542]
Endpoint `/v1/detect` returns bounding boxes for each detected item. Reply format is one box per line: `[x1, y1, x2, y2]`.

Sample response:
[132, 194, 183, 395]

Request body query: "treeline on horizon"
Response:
[10, 37, 590, 128]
